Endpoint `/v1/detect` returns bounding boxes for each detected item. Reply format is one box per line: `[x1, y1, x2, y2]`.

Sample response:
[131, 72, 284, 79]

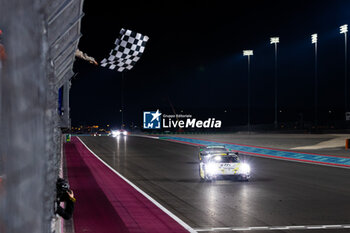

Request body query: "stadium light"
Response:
[340, 24, 348, 34]
[311, 33, 318, 44]
[270, 37, 279, 44]
[270, 37, 279, 128]
[243, 50, 253, 132]
[340, 24, 348, 117]
[311, 33, 318, 126]
[243, 50, 253, 56]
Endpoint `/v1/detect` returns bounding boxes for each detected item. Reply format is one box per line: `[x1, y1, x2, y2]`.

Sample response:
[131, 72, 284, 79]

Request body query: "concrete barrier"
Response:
[0, 1, 83, 232]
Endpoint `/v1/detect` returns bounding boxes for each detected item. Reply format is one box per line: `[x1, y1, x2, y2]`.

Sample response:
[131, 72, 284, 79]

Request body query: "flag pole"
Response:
[121, 72, 124, 129]
[100, 29, 149, 131]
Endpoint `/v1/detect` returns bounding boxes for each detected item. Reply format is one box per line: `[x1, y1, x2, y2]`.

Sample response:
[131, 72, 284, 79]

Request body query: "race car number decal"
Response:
[219, 163, 238, 168]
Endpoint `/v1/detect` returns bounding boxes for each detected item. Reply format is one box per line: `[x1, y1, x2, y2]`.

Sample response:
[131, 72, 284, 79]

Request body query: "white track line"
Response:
[194, 224, 350, 232]
[131, 134, 160, 139]
[77, 137, 196, 233]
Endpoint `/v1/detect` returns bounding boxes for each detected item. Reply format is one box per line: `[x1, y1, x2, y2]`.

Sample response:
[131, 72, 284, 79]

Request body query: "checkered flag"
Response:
[101, 28, 149, 72]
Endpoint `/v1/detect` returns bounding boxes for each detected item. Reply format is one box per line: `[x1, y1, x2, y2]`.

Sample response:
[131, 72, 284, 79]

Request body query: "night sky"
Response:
[71, 0, 350, 129]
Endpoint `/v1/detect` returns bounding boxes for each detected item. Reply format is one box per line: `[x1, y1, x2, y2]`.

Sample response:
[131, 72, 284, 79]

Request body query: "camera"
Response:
[56, 178, 70, 202]
[55, 177, 75, 219]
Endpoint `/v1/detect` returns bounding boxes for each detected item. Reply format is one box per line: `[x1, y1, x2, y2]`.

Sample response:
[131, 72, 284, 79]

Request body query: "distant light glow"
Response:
[112, 130, 121, 137]
[340, 24, 348, 34]
[270, 37, 280, 44]
[243, 50, 253, 56]
[311, 33, 318, 44]
[214, 156, 222, 161]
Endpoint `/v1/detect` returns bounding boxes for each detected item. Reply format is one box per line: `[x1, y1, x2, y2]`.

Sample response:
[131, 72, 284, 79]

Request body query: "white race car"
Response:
[199, 151, 251, 182]
[111, 129, 128, 137]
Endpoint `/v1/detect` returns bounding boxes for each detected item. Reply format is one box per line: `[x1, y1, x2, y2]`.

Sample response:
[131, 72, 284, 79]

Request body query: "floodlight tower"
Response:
[243, 50, 253, 132]
[340, 24, 348, 118]
[270, 37, 279, 128]
[311, 33, 318, 127]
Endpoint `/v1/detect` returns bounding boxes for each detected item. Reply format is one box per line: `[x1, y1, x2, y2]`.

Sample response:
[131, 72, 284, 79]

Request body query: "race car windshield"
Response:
[203, 148, 227, 153]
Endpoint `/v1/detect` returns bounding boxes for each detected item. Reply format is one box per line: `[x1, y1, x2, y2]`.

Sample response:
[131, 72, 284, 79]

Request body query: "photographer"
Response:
[55, 178, 76, 220]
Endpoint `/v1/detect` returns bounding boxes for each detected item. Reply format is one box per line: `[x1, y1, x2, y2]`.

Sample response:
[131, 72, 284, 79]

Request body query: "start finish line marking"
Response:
[194, 224, 350, 232]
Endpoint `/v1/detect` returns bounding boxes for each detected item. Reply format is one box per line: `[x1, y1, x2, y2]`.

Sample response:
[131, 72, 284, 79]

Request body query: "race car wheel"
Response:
[204, 173, 214, 182]
[239, 175, 249, 182]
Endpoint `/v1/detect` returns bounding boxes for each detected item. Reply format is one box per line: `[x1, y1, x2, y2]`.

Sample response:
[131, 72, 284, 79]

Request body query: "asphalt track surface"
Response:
[79, 136, 350, 233]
